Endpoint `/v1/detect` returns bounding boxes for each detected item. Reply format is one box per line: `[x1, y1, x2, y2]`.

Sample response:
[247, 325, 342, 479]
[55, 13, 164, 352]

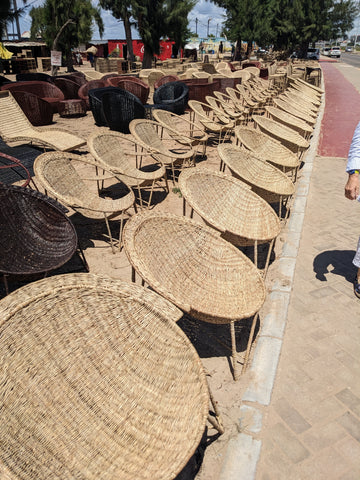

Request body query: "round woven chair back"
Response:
[273, 97, 316, 125]
[234, 126, 300, 169]
[217, 143, 295, 202]
[154, 75, 180, 90]
[265, 106, 313, 137]
[78, 79, 107, 108]
[111, 79, 149, 104]
[153, 81, 189, 115]
[123, 211, 266, 324]
[101, 89, 146, 134]
[231, 70, 251, 81]
[0, 183, 77, 276]
[178, 167, 280, 245]
[16, 72, 53, 83]
[0, 272, 209, 480]
[253, 115, 310, 153]
[87, 86, 118, 126]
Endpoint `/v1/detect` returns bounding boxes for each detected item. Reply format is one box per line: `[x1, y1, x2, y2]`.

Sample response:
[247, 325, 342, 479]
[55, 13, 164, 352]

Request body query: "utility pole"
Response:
[216, 24, 219, 37]
[207, 18, 211, 37]
[6, 0, 22, 40]
[195, 18, 198, 35]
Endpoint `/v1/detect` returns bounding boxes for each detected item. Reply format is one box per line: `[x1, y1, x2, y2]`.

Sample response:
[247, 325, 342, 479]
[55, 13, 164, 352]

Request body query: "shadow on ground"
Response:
[313, 249, 357, 282]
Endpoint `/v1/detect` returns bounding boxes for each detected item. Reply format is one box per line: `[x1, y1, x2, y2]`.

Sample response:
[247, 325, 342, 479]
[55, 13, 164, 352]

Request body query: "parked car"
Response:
[330, 46, 341, 58]
[345, 46, 353, 52]
[322, 47, 331, 56]
[307, 48, 320, 60]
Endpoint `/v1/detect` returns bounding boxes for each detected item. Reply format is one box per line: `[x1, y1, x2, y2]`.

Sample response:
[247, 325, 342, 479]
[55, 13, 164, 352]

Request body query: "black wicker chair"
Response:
[101, 89, 146, 133]
[88, 86, 119, 126]
[152, 81, 189, 115]
[0, 184, 87, 295]
[0, 75, 12, 87]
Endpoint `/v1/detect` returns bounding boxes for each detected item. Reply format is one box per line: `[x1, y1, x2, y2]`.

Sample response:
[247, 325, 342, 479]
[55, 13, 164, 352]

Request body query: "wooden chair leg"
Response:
[230, 321, 240, 381]
[207, 381, 225, 434]
[242, 312, 260, 374]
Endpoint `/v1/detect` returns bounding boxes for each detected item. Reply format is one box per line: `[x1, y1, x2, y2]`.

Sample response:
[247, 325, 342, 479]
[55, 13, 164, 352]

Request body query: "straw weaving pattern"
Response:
[123, 211, 266, 324]
[273, 97, 316, 126]
[178, 168, 280, 245]
[234, 126, 300, 169]
[253, 116, 310, 153]
[0, 273, 208, 480]
[218, 144, 295, 203]
[0, 184, 77, 276]
[265, 106, 313, 137]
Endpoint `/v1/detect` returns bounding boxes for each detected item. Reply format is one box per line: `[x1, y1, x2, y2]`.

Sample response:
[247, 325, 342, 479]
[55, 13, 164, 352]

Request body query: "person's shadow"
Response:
[313, 249, 357, 282]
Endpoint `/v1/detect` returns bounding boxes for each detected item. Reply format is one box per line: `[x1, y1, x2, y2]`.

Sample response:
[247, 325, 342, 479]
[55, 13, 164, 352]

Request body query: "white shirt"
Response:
[346, 121, 360, 172]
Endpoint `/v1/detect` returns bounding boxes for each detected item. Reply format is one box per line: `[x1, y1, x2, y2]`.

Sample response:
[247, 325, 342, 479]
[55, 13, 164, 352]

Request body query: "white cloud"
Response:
[17, 0, 226, 41]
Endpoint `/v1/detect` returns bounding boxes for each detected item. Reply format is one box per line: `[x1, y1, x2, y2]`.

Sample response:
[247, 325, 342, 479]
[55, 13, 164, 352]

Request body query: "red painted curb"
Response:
[318, 63, 360, 157]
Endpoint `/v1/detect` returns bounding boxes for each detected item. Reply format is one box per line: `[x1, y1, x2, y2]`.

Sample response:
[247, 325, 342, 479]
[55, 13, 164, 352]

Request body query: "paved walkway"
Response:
[252, 62, 360, 478]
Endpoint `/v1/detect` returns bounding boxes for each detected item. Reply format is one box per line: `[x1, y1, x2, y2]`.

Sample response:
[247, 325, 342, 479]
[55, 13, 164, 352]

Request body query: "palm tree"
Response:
[0, 0, 26, 41]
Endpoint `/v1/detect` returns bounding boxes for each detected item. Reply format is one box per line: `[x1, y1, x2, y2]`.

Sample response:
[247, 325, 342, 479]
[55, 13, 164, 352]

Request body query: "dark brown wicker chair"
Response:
[55, 72, 87, 86]
[53, 77, 80, 99]
[181, 80, 217, 104]
[78, 79, 107, 109]
[110, 78, 150, 104]
[1, 81, 64, 113]
[0, 183, 83, 295]
[11, 90, 54, 126]
[154, 75, 180, 90]
[16, 72, 53, 83]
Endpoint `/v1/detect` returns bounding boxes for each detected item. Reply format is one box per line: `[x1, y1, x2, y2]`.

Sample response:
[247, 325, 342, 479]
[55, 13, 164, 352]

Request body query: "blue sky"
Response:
[15, 0, 226, 40]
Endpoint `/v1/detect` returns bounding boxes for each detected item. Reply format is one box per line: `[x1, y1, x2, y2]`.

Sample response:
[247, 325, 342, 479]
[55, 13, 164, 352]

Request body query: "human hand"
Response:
[345, 174, 360, 200]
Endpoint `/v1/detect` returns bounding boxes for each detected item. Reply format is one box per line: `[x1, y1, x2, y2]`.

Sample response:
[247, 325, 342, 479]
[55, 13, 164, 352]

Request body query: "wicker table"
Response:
[59, 99, 87, 118]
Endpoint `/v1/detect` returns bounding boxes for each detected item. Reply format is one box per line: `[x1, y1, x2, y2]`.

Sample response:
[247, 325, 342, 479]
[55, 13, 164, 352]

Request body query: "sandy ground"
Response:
[3, 64, 289, 479]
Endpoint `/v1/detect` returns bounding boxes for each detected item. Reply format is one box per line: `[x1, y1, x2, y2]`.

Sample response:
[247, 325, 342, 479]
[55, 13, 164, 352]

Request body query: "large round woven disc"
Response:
[123, 211, 266, 324]
[0, 273, 208, 480]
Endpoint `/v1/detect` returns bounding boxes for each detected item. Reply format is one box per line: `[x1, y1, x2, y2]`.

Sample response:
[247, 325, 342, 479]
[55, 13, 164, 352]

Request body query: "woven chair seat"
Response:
[273, 97, 316, 125]
[188, 100, 234, 136]
[253, 116, 310, 154]
[265, 106, 313, 138]
[294, 77, 324, 94]
[0, 91, 85, 151]
[0, 272, 209, 480]
[0, 184, 77, 277]
[287, 86, 321, 107]
[123, 211, 266, 324]
[217, 143, 295, 203]
[178, 167, 280, 246]
[281, 90, 319, 114]
[234, 126, 300, 170]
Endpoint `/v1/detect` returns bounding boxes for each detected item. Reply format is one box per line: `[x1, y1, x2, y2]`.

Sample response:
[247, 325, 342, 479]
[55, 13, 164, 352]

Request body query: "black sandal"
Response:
[354, 278, 360, 298]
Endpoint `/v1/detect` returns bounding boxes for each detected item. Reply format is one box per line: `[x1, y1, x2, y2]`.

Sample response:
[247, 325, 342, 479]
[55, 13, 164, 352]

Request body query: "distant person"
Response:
[87, 51, 94, 67]
[344, 120, 360, 297]
[219, 41, 223, 55]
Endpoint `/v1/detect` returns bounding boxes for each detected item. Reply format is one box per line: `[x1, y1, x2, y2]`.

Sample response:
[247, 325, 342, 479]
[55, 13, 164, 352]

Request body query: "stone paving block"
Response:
[292, 195, 308, 214]
[271, 258, 297, 292]
[271, 422, 310, 463]
[335, 388, 360, 414]
[301, 353, 343, 380]
[260, 291, 290, 338]
[273, 397, 311, 434]
[298, 447, 349, 480]
[239, 405, 263, 434]
[287, 212, 305, 233]
[337, 412, 360, 442]
[301, 420, 347, 452]
[281, 231, 301, 258]
[340, 469, 360, 480]
[218, 433, 261, 480]
[243, 337, 283, 406]
[294, 395, 346, 426]
[335, 349, 360, 374]
[336, 436, 360, 469]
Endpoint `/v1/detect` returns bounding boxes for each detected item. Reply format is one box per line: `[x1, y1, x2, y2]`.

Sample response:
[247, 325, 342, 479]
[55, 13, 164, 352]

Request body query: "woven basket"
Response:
[123, 211, 266, 324]
[253, 116, 309, 154]
[178, 167, 280, 246]
[234, 126, 300, 170]
[265, 106, 313, 138]
[217, 143, 295, 203]
[0, 272, 209, 480]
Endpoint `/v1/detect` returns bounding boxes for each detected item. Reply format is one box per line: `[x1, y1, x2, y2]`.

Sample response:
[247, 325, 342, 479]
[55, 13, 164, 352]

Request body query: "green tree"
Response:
[30, 0, 104, 74]
[165, 0, 195, 56]
[0, 0, 26, 41]
[99, 0, 137, 62]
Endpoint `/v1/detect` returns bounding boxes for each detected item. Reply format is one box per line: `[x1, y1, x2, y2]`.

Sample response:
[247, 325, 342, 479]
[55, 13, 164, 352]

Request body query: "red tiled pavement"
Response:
[318, 62, 360, 157]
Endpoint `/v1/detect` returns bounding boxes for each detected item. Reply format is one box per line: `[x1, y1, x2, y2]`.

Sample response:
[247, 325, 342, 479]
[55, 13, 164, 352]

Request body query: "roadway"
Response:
[337, 52, 360, 68]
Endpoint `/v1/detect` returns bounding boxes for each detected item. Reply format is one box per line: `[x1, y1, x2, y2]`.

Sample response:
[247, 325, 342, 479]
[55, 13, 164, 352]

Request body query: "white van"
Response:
[307, 48, 320, 60]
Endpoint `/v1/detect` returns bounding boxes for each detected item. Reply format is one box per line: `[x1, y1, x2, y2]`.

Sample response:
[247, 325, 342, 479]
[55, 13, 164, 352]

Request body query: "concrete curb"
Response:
[219, 86, 325, 480]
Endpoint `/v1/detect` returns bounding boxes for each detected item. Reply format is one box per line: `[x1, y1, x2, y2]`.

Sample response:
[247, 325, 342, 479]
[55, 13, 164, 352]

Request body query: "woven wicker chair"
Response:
[154, 75, 180, 89]
[153, 109, 209, 156]
[253, 115, 310, 156]
[273, 97, 317, 126]
[294, 77, 324, 95]
[188, 100, 234, 144]
[281, 90, 319, 114]
[11, 90, 54, 126]
[205, 95, 245, 124]
[88, 130, 168, 208]
[107, 78, 150, 104]
[78, 79, 107, 109]
[265, 105, 313, 139]
[55, 72, 87, 87]
[0, 272, 213, 480]
[101, 89, 146, 134]
[1, 80, 64, 113]
[53, 77, 80, 99]
[234, 126, 300, 176]
[287, 86, 321, 108]
[87, 86, 121, 126]
[217, 143, 295, 217]
[123, 211, 266, 379]
[178, 167, 280, 277]
[278, 92, 318, 119]
[139, 69, 166, 88]
[181, 79, 217, 104]
[16, 72, 53, 83]
[231, 70, 251, 81]
[130, 119, 196, 183]
[0, 91, 86, 151]
[34, 151, 136, 253]
[151, 81, 189, 115]
[0, 184, 80, 295]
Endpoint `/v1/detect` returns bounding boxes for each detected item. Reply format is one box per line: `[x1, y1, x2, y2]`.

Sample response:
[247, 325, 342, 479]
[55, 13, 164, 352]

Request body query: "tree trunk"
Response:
[123, 14, 134, 62]
[234, 36, 242, 61]
[66, 53, 75, 72]
[142, 48, 153, 69]
[51, 18, 74, 76]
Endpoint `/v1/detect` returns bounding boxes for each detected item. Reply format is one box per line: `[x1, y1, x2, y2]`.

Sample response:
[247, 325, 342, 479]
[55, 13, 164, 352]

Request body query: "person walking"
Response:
[344, 120, 360, 297]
